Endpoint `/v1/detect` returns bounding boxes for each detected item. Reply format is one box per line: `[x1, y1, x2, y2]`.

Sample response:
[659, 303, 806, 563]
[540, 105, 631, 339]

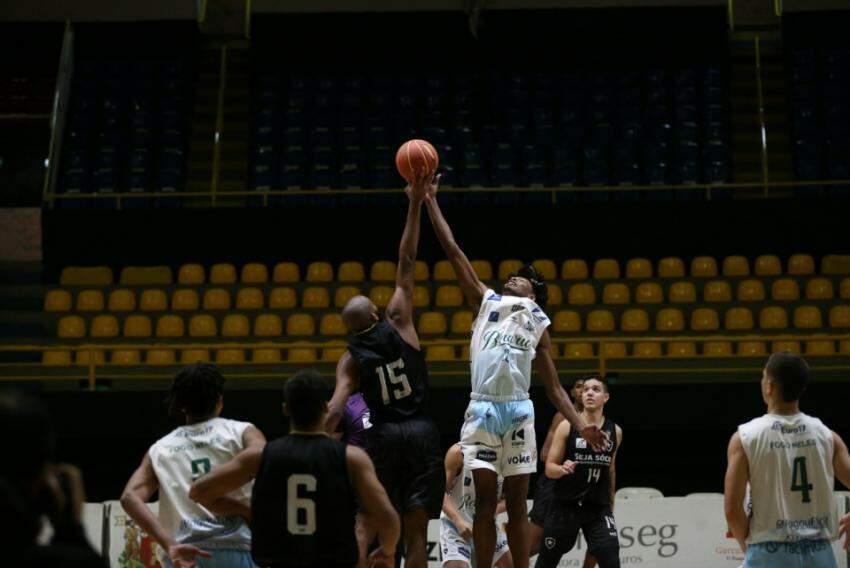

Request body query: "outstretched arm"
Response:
[724, 432, 749, 553]
[347, 445, 401, 565]
[441, 444, 472, 539]
[326, 352, 358, 434]
[189, 445, 263, 507]
[424, 181, 487, 308]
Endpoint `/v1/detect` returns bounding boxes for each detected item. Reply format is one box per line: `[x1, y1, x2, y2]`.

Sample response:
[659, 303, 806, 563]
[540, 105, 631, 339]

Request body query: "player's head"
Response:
[342, 295, 379, 334]
[570, 377, 586, 403]
[168, 363, 225, 421]
[283, 369, 328, 430]
[581, 376, 610, 412]
[502, 264, 548, 309]
[762, 352, 809, 404]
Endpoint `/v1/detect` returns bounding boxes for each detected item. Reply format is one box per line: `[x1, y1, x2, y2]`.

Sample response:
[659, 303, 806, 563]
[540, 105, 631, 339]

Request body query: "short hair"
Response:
[341, 295, 374, 333]
[168, 363, 225, 417]
[517, 264, 548, 309]
[765, 352, 809, 402]
[582, 376, 610, 393]
[0, 391, 54, 482]
[284, 370, 328, 428]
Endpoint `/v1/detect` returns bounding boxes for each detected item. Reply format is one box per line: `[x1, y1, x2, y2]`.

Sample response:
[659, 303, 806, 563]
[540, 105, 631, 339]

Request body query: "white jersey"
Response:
[738, 412, 837, 544]
[440, 462, 503, 528]
[469, 289, 550, 402]
[148, 417, 254, 550]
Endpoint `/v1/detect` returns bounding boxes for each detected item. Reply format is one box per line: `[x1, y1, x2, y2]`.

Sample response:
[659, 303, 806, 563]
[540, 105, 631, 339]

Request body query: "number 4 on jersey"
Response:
[791, 456, 813, 503]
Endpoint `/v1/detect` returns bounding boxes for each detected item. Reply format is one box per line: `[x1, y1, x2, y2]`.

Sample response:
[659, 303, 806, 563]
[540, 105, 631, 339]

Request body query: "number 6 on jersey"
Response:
[287, 474, 317, 535]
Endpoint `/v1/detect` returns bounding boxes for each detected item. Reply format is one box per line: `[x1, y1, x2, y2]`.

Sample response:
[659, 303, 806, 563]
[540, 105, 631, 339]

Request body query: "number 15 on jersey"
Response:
[376, 358, 412, 405]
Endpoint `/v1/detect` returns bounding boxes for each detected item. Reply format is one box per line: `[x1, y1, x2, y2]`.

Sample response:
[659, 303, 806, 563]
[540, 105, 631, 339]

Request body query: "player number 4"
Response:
[376, 358, 412, 405]
[790, 456, 813, 503]
[287, 474, 317, 535]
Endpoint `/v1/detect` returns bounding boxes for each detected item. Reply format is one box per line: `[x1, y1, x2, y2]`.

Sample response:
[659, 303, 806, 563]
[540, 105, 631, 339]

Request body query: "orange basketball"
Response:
[395, 139, 439, 182]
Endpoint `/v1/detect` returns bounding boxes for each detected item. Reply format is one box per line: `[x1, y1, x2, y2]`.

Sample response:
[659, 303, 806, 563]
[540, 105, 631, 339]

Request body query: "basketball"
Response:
[395, 139, 439, 182]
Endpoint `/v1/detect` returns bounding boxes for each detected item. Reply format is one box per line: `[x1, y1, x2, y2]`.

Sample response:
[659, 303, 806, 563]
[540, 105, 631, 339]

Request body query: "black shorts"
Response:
[529, 473, 555, 526]
[535, 502, 619, 568]
[365, 416, 444, 519]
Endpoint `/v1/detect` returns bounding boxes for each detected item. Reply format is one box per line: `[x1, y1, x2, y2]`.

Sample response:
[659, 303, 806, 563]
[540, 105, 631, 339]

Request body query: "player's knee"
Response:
[475, 491, 498, 515]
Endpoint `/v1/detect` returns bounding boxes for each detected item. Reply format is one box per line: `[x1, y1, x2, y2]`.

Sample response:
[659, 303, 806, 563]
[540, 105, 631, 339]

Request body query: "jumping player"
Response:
[725, 352, 850, 567]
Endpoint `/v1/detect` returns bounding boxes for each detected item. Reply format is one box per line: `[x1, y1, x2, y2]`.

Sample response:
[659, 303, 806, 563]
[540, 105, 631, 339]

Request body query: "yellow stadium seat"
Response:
[123, 315, 152, 338]
[772, 279, 800, 301]
[593, 259, 620, 280]
[561, 259, 589, 280]
[288, 347, 318, 363]
[75, 348, 106, 366]
[202, 289, 231, 311]
[178, 263, 205, 285]
[241, 263, 268, 284]
[759, 307, 788, 329]
[146, 349, 176, 365]
[44, 289, 72, 312]
[42, 350, 71, 366]
[209, 263, 237, 284]
[772, 341, 801, 354]
[547, 284, 563, 306]
[633, 342, 662, 357]
[703, 341, 733, 357]
[370, 261, 396, 282]
[181, 349, 211, 364]
[737, 280, 766, 302]
[335, 286, 362, 308]
[737, 342, 767, 357]
[602, 283, 630, 305]
[307, 262, 333, 283]
[668, 342, 697, 357]
[75, 290, 104, 312]
[189, 315, 217, 337]
[722, 255, 750, 277]
[461, 344, 471, 360]
[60, 266, 113, 286]
[451, 311, 474, 334]
[567, 283, 596, 306]
[806, 339, 835, 356]
[656, 308, 685, 331]
[172, 289, 200, 311]
[755, 255, 782, 276]
[691, 308, 720, 331]
[418, 312, 447, 335]
[471, 260, 493, 280]
[273, 262, 300, 283]
[603, 342, 627, 359]
[668, 282, 696, 303]
[235, 287, 264, 310]
[252, 349, 281, 363]
[58, 315, 85, 338]
[840, 340, 850, 354]
[822, 255, 850, 275]
[841, 278, 850, 299]
[621, 309, 650, 332]
[704, 280, 732, 303]
[254, 314, 283, 336]
[427, 346, 456, 361]
[499, 260, 524, 281]
[90, 315, 119, 338]
[436, 285, 464, 307]
[553, 310, 581, 333]
[635, 283, 663, 304]
[658, 257, 685, 278]
[287, 314, 316, 336]
[564, 342, 594, 358]
[111, 350, 141, 365]
[302, 287, 330, 309]
[369, 286, 393, 309]
[587, 310, 615, 332]
[120, 266, 173, 285]
[805, 278, 834, 300]
[625, 258, 653, 279]
[269, 287, 297, 309]
[216, 349, 245, 364]
[532, 259, 557, 281]
[320, 314, 346, 336]
[725, 307, 754, 330]
[338, 261, 365, 282]
[788, 254, 815, 276]
[434, 260, 456, 281]
[139, 289, 168, 312]
[108, 289, 136, 312]
[414, 261, 429, 281]
[321, 342, 348, 362]
[829, 305, 850, 328]
[156, 315, 185, 338]
[413, 286, 431, 308]
[222, 314, 250, 337]
[793, 306, 823, 329]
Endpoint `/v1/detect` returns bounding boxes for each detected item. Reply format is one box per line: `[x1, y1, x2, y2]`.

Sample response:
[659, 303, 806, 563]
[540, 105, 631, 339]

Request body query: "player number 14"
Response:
[376, 358, 412, 405]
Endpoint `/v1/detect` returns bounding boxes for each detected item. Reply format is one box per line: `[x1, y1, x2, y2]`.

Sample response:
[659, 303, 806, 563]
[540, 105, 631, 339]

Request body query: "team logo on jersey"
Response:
[488, 311, 500, 322]
[511, 428, 526, 447]
[771, 421, 806, 434]
[507, 453, 532, 465]
[576, 438, 587, 449]
[544, 537, 557, 550]
[476, 449, 497, 462]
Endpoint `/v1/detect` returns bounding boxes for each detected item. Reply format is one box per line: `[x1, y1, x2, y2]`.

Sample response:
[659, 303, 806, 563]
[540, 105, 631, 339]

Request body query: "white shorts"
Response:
[460, 399, 537, 477]
[440, 518, 509, 566]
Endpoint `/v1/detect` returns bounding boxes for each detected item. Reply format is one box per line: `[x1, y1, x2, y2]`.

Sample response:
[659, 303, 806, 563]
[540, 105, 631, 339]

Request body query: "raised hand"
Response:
[561, 460, 577, 476]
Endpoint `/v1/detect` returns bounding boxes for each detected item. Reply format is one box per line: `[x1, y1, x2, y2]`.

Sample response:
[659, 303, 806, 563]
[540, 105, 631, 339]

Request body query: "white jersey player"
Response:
[121, 363, 266, 568]
[725, 352, 850, 568]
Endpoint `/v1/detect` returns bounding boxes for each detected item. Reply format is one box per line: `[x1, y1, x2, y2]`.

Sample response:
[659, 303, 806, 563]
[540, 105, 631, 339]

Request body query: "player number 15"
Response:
[376, 358, 412, 405]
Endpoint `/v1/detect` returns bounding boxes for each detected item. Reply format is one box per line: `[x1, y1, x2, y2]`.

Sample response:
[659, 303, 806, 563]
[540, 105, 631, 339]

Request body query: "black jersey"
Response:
[347, 321, 429, 422]
[251, 434, 358, 567]
[553, 418, 618, 507]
